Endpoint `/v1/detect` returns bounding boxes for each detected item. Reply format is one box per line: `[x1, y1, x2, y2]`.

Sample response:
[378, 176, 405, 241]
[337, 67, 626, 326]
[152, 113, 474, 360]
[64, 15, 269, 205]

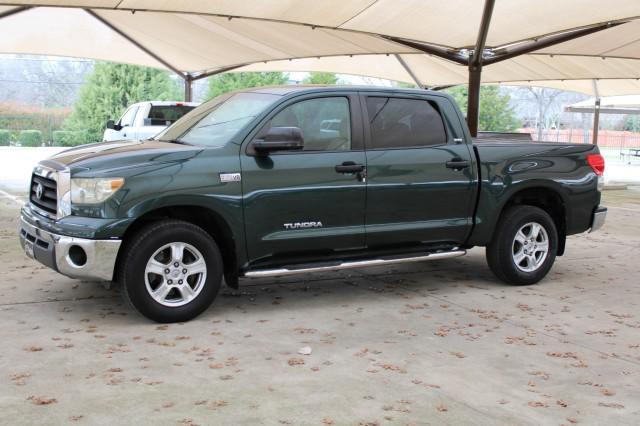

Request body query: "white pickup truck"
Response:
[103, 101, 199, 142]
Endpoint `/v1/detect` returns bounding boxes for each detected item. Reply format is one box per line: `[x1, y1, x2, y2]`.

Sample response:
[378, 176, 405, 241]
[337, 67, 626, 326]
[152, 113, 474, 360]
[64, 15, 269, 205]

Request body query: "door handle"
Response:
[446, 158, 470, 170]
[335, 162, 365, 174]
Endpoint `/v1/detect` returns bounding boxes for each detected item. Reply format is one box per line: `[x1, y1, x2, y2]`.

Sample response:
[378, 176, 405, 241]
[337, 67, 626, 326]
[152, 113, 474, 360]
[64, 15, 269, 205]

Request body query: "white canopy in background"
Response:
[0, 6, 414, 73]
[2, 0, 640, 48]
[0, 1, 639, 93]
[2, 0, 640, 137]
[566, 95, 640, 115]
[239, 55, 640, 97]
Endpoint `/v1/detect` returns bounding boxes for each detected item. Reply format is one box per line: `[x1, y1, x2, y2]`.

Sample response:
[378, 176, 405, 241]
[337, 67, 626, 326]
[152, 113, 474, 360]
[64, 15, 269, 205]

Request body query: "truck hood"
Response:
[46, 139, 205, 175]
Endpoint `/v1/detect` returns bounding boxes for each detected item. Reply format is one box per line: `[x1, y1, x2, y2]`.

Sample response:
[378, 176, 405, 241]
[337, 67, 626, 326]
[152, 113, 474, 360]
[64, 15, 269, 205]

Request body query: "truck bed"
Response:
[467, 141, 602, 246]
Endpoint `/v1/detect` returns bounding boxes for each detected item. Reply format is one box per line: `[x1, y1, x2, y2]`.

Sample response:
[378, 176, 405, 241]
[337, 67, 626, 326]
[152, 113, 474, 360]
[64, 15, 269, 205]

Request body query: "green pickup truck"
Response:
[19, 86, 607, 322]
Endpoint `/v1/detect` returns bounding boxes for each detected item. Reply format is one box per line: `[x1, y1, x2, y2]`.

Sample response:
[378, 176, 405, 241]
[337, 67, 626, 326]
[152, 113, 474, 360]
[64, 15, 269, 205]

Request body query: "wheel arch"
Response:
[498, 184, 568, 256]
[115, 204, 241, 288]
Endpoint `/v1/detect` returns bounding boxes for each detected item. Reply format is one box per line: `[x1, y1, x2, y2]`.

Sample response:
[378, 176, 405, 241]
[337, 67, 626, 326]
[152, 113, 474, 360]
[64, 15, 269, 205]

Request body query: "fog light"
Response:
[68, 245, 87, 267]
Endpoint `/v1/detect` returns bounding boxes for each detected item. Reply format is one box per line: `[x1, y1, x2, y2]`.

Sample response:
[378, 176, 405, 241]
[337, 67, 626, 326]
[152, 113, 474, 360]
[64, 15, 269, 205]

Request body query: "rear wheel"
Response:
[119, 220, 223, 322]
[486, 206, 557, 285]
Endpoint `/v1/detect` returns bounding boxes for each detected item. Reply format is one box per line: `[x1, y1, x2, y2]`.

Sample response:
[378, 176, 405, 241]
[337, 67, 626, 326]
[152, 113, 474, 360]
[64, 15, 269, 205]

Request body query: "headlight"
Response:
[71, 178, 124, 204]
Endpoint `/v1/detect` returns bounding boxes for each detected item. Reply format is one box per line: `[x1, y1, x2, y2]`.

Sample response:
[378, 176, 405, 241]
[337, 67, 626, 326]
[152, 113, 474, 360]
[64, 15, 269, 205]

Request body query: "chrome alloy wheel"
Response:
[512, 222, 549, 273]
[144, 242, 207, 307]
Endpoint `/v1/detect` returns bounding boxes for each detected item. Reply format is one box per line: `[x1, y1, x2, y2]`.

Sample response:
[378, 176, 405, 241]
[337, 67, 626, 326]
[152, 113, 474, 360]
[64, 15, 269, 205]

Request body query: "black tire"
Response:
[119, 220, 223, 323]
[486, 205, 558, 285]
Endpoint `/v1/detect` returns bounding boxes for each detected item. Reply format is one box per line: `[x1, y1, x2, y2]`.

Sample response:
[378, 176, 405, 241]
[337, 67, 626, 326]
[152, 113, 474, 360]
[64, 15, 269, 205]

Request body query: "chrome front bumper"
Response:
[590, 206, 607, 233]
[18, 216, 121, 282]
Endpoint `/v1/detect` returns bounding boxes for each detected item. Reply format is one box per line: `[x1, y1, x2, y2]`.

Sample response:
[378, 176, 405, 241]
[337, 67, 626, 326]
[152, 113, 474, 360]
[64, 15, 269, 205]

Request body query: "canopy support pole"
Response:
[0, 5, 31, 20]
[181, 65, 248, 101]
[384, 38, 467, 65]
[485, 22, 621, 66]
[467, 0, 495, 137]
[190, 65, 246, 81]
[592, 79, 601, 145]
[184, 74, 193, 102]
[394, 54, 423, 88]
[467, 67, 482, 137]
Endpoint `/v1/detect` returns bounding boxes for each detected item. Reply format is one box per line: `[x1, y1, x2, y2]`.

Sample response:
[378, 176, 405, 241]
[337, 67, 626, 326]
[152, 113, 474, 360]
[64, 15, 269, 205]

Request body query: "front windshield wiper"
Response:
[192, 115, 256, 129]
[156, 139, 192, 146]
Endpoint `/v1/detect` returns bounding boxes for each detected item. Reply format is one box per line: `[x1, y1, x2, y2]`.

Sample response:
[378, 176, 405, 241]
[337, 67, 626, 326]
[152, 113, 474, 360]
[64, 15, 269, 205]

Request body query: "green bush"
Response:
[0, 129, 10, 146]
[52, 130, 89, 147]
[18, 130, 43, 147]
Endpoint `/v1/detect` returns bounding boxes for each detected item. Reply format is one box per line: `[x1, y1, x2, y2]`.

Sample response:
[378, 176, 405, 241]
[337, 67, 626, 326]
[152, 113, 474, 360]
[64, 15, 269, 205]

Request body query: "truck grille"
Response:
[30, 174, 58, 215]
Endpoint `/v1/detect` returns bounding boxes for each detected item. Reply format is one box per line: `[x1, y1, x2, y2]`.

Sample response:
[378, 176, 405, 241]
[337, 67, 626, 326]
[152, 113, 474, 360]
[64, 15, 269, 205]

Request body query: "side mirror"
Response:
[251, 126, 304, 155]
[106, 120, 122, 131]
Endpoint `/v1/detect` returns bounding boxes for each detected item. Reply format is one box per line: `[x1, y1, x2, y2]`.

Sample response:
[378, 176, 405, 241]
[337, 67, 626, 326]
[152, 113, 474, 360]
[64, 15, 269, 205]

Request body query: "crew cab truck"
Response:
[103, 101, 199, 142]
[19, 86, 607, 323]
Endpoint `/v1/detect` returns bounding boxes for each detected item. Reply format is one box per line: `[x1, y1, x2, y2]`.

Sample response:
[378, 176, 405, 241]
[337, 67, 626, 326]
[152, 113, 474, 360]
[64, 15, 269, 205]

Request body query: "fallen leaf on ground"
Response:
[10, 372, 30, 385]
[598, 402, 624, 409]
[546, 352, 579, 359]
[27, 396, 57, 405]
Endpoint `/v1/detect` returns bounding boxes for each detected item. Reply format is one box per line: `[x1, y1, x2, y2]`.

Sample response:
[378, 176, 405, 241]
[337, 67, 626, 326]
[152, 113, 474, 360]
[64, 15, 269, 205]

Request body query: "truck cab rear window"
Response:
[366, 97, 447, 149]
[147, 105, 196, 126]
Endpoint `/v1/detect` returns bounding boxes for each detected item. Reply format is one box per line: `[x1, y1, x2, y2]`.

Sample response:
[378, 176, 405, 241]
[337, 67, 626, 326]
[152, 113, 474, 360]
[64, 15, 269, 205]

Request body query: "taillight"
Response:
[587, 154, 605, 176]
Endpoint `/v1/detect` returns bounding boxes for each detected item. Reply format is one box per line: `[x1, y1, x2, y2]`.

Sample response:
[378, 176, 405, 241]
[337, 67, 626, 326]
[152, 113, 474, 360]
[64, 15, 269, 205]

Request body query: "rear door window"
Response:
[365, 97, 447, 149]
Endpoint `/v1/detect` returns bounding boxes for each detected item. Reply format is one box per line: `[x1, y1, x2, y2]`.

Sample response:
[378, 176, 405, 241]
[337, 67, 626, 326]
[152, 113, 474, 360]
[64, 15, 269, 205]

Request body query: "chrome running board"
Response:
[243, 249, 466, 278]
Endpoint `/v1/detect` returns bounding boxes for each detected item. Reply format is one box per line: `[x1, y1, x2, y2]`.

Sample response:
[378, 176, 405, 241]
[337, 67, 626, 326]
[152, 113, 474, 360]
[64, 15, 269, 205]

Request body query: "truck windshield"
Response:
[156, 92, 281, 147]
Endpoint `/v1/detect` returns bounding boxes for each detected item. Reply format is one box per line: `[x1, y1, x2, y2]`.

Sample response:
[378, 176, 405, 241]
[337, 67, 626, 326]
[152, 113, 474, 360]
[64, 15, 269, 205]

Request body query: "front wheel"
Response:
[119, 220, 223, 322]
[486, 206, 558, 285]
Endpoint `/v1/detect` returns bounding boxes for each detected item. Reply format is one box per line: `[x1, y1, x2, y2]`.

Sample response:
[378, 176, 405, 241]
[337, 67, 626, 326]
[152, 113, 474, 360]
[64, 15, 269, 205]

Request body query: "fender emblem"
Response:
[284, 221, 323, 230]
[219, 172, 241, 183]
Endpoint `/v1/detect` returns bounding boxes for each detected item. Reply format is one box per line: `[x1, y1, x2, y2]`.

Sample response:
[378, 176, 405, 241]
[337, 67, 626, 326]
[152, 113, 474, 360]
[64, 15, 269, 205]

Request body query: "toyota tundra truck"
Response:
[18, 86, 607, 323]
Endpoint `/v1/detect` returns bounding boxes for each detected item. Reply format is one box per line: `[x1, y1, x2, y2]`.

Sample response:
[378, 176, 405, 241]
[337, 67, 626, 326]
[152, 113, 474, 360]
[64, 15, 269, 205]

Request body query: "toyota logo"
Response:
[35, 183, 44, 200]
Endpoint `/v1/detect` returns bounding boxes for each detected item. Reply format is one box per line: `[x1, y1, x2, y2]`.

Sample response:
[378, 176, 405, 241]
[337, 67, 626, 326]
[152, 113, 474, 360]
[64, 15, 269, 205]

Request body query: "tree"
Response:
[623, 115, 640, 132]
[303, 72, 339, 85]
[64, 62, 181, 144]
[522, 87, 563, 140]
[445, 85, 520, 132]
[206, 72, 288, 99]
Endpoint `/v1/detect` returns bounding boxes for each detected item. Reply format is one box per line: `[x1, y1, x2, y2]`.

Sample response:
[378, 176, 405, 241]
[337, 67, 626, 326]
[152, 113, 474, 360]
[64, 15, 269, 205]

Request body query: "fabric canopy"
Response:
[566, 95, 640, 114]
[0, 6, 413, 73]
[239, 54, 640, 96]
[1, 1, 640, 97]
[3, 0, 640, 47]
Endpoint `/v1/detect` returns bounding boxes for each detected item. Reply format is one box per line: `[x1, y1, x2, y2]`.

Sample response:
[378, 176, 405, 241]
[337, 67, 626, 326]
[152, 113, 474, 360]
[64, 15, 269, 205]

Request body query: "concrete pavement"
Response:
[0, 189, 639, 425]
